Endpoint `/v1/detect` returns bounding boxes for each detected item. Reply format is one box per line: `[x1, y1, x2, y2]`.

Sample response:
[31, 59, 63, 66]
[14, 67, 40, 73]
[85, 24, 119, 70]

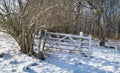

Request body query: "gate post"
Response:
[89, 35, 92, 58]
[42, 30, 47, 51]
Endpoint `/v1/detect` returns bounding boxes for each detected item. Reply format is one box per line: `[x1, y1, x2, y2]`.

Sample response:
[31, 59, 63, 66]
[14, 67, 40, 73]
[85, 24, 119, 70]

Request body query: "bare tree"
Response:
[0, 0, 61, 60]
[78, 0, 119, 45]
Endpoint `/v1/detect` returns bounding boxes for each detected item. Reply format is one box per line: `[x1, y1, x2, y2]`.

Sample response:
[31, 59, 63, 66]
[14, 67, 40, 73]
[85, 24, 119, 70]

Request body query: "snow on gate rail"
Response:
[42, 31, 92, 57]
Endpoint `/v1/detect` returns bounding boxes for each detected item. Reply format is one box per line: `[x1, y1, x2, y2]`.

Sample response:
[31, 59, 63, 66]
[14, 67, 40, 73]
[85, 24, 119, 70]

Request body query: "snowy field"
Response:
[0, 32, 120, 73]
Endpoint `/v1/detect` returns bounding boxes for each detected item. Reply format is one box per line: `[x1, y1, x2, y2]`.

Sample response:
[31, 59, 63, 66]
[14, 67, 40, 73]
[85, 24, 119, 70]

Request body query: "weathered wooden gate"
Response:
[42, 31, 92, 57]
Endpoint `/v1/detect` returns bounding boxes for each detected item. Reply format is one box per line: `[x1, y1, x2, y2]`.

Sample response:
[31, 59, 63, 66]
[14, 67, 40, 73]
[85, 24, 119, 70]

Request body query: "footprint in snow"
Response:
[11, 69, 16, 72]
[23, 66, 37, 73]
[0, 53, 4, 58]
[29, 62, 38, 66]
[9, 60, 20, 65]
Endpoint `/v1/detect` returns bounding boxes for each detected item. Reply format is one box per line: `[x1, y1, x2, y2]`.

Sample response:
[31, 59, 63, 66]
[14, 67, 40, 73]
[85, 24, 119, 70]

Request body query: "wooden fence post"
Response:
[89, 35, 92, 57]
[42, 30, 47, 51]
[38, 29, 42, 52]
[80, 32, 83, 36]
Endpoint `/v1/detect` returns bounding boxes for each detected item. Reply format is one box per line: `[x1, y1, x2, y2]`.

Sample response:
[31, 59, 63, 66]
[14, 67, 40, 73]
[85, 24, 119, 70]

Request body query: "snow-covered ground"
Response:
[0, 32, 120, 73]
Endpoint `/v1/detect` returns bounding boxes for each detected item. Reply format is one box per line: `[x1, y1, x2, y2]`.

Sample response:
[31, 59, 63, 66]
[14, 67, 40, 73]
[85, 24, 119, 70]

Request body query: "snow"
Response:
[0, 32, 120, 73]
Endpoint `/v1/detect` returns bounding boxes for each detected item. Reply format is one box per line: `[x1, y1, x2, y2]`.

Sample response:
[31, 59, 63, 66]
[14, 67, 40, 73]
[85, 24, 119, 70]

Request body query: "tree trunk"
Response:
[18, 33, 35, 55]
[74, 1, 81, 35]
[99, 12, 106, 46]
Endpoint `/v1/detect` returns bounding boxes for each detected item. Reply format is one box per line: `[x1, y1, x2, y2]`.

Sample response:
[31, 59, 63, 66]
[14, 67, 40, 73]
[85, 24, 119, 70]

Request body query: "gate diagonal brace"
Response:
[68, 36, 87, 57]
[47, 36, 68, 49]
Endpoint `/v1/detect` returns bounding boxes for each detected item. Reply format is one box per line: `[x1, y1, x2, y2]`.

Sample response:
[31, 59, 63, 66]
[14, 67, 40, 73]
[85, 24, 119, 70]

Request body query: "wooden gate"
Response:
[42, 31, 92, 57]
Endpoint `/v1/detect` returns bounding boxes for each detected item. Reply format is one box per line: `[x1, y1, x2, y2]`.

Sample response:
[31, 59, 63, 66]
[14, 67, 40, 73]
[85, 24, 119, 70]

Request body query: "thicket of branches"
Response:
[0, 0, 61, 59]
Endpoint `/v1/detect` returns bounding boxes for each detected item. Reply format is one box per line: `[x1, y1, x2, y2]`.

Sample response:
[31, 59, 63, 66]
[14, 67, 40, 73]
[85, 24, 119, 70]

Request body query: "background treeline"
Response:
[42, 0, 120, 39]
